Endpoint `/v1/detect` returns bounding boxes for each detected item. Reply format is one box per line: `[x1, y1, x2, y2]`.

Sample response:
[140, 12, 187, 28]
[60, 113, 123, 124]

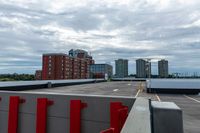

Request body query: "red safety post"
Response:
[118, 106, 128, 130]
[100, 102, 129, 133]
[8, 96, 26, 133]
[36, 98, 54, 133]
[110, 102, 122, 133]
[70, 100, 87, 133]
[110, 102, 128, 133]
[100, 128, 115, 133]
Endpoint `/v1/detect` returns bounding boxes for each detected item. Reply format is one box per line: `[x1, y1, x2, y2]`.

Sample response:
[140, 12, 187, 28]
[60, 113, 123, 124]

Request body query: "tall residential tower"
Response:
[158, 59, 169, 78]
[115, 59, 128, 78]
[136, 59, 151, 78]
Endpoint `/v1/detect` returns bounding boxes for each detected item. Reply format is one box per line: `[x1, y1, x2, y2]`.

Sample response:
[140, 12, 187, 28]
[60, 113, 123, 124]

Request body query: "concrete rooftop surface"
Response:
[25, 81, 200, 133]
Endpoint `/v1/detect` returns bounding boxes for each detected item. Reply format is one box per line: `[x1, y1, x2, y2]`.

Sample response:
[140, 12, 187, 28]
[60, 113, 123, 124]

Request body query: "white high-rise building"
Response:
[136, 59, 151, 78]
[158, 59, 169, 78]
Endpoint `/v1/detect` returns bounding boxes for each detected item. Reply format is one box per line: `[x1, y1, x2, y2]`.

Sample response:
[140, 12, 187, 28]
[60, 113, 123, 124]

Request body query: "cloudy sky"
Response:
[0, 0, 200, 75]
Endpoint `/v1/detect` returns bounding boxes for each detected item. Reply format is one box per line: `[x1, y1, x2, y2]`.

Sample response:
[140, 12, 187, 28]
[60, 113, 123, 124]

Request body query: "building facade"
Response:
[90, 64, 113, 79]
[136, 59, 151, 78]
[158, 59, 169, 78]
[35, 70, 42, 80]
[115, 59, 128, 78]
[42, 50, 94, 80]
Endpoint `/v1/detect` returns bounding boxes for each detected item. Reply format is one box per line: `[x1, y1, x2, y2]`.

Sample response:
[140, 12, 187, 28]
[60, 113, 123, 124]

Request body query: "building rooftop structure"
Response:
[69, 49, 92, 59]
[43, 53, 68, 56]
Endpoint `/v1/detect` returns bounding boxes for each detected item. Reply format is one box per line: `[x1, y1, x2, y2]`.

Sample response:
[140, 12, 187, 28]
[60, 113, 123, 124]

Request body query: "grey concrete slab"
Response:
[121, 97, 151, 133]
[152, 101, 183, 133]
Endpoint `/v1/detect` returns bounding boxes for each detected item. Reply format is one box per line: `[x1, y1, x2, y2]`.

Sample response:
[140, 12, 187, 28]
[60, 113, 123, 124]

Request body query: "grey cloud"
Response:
[1, 1, 200, 74]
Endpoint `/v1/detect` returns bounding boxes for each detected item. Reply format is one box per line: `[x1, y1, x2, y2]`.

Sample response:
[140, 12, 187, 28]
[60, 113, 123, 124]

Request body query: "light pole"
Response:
[146, 59, 151, 92]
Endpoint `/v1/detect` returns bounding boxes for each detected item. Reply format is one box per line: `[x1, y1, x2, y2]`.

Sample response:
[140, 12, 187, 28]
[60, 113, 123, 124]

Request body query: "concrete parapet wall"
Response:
[0, 79, 106, 91]
[0, 91, 134, 133]
[121, 97, 151, 133]
[0, 91, 184, 133]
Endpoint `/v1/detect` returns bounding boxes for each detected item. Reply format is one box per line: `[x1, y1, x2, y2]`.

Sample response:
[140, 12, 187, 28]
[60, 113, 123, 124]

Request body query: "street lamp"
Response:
[146, 59, 151, 92]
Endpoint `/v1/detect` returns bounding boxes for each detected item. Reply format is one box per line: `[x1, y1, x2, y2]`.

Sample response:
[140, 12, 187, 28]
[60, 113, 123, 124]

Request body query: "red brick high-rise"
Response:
[42, 50, 94, 80]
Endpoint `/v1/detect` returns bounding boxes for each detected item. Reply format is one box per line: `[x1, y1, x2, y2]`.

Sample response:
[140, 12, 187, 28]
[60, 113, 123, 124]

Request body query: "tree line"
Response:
[0, 73, 35, 81]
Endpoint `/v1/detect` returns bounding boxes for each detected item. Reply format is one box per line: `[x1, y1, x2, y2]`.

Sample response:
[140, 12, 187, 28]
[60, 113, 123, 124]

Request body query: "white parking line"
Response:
[135, 90, 140, 98]
[155, 94, 161, 102]
[113, 89, 119, 92]
[184, 95, 200, 103]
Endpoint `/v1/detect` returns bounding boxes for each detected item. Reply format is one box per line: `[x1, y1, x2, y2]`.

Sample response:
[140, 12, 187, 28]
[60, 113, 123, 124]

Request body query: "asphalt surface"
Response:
[27, 81, 200, 133]
[27, 81, 139, 96]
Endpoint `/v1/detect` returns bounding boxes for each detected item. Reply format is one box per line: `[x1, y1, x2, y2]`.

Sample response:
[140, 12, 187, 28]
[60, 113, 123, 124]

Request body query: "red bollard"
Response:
[36, 98, 54, 133]
[8, 96, 25, 133]
[100, 128, 115, 133]
[110, 102, 123, 133]
[100, 102, 128, 133]
[70, 100, 87, 133]
[118, 107, 128, 130]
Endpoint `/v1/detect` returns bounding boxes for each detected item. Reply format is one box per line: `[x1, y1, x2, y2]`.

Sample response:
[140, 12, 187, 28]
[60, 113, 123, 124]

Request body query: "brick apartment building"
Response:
[42, 49, 94, 80]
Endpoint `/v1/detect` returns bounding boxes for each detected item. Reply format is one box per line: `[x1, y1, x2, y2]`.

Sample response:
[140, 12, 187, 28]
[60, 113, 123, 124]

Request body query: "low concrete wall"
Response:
[112, 78, 146, 82]
[0, 91, 184, 133]
[0, 79, 106, 91]
[0, 91, 134, 133]
[147, 79, 200, 94]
